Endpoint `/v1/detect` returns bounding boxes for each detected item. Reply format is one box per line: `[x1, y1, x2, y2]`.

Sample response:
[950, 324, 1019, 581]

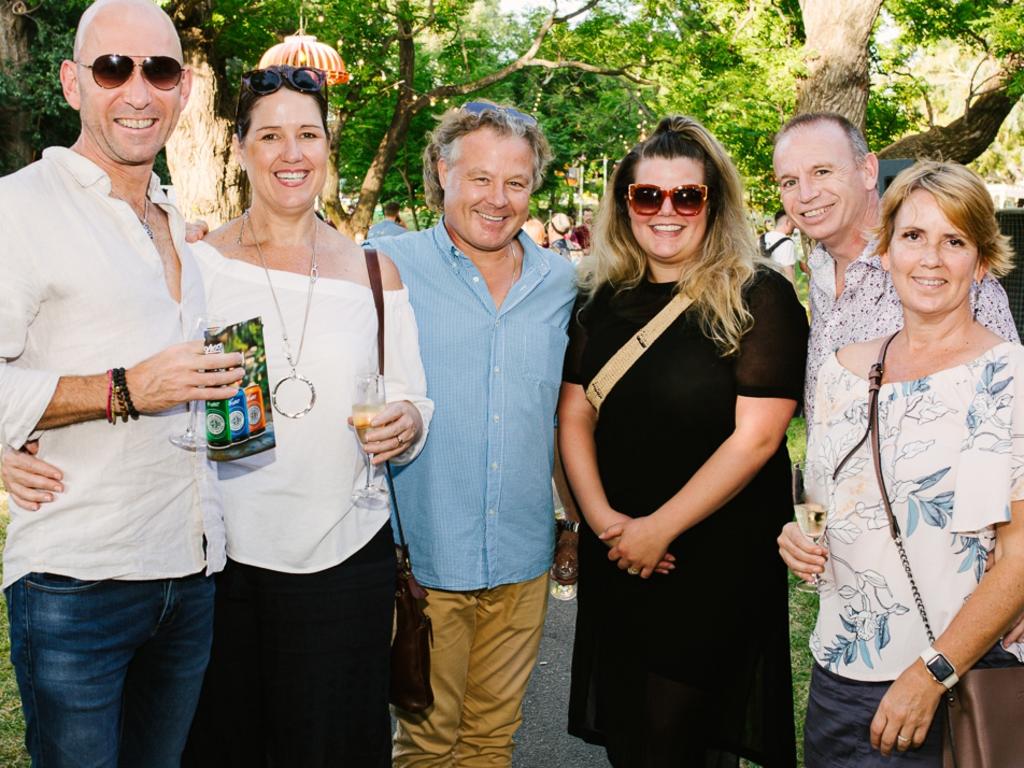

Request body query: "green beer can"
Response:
[205, 397, 232, 447]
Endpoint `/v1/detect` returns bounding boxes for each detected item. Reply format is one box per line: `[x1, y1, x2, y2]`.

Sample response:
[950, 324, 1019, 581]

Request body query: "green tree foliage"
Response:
[2, 0, 1020, 220]
[0, 0, 90, 175]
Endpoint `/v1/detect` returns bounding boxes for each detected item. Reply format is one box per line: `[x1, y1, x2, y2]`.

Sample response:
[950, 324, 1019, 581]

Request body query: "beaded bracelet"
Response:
[112, 367, 140, 421]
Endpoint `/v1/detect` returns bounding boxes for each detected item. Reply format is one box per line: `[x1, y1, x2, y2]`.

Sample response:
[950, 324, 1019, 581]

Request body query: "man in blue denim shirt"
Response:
[367, 102, 575, 766]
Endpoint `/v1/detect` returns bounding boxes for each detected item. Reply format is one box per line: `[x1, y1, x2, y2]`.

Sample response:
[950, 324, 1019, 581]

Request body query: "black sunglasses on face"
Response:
[627, 183, 709, 217]
[461, 101, 538, 127]
[241, 66, 327, 96]
[77, 54, 184, 90]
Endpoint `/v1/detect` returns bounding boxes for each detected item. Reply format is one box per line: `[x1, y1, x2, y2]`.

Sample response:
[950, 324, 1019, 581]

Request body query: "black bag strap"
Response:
[364, 249, 410, 554]
[766, 236, 789, 256]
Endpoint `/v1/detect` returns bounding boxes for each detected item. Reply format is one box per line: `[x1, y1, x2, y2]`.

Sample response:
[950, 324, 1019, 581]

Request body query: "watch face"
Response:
[927, 654, 956, 681]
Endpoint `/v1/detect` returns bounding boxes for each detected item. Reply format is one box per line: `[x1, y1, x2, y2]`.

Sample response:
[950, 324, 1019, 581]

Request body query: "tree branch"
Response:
[878, 81, 1017, 165]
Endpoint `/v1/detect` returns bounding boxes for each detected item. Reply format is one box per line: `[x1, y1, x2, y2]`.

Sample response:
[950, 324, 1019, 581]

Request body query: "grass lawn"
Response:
[0, 489, 30, 768]
[0, 418, 818, 766]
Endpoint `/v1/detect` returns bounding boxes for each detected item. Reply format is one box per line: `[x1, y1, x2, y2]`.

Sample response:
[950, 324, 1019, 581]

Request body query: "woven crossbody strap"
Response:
[585, 292, 694, 413]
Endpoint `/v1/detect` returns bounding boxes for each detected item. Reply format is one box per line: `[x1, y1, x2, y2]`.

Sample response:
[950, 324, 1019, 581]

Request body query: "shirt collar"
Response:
[812, 238, 884, 271]
[43, 146, 167, 203]
[430, 216, 552, 279]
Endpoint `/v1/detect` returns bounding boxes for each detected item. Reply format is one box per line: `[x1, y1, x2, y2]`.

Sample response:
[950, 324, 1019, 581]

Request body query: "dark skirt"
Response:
[182, 522, 396, 768]
[804, 644, 1023, 768]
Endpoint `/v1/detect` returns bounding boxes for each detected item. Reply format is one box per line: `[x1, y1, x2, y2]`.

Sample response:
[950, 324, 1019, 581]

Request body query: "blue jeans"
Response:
[5, 571, 215, 768]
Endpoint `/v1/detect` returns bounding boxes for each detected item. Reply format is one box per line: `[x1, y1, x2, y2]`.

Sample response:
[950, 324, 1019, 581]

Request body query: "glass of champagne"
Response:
[170, 313, 224, 451]
[793, 462, 829, 593]
[352, 373, 390, 509]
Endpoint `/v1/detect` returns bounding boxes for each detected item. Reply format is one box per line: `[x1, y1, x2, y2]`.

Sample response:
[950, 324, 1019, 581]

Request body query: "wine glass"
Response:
[352, 373, 390, 509]
[170, 313, 224, 451]
[793, 461, 830, 593]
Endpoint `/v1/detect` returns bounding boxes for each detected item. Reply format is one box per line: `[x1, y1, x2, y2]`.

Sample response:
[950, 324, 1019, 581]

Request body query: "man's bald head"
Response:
[74, 0, 182, 61]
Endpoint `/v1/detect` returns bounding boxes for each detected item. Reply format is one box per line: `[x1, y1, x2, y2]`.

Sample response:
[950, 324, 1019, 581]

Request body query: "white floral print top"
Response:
[807, 342, 1024, 681]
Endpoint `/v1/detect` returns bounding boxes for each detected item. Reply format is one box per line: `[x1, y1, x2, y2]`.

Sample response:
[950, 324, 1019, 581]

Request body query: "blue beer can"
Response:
[227, 388, 250, 442]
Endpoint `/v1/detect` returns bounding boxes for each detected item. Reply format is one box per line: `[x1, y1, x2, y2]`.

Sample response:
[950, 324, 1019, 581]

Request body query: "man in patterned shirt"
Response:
[772, 112, 1018, 419]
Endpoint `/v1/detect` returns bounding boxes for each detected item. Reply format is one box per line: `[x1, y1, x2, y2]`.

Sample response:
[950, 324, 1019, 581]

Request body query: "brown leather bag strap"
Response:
[363, 248, 409, 552]
[833, 332, 897, 538]
[364, 249, 385, 375]
[833, 331, 939, 644]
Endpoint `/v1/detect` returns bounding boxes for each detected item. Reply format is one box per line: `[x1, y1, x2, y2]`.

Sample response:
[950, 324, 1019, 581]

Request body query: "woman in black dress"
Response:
[558, 115, 807, 767]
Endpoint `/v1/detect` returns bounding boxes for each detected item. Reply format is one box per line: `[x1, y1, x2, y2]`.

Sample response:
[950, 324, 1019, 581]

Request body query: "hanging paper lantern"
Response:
[259, 34, 350, 85]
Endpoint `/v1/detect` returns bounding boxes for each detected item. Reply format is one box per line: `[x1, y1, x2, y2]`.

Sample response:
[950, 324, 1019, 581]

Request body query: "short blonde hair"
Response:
[581, 115, 760, 356]
[874, 160, 1013, 278]
[422, 102, 552, 212]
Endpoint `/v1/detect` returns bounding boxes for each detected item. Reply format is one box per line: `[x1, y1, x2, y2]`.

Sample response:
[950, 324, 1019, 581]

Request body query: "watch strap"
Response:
[919, 646, 959, 689]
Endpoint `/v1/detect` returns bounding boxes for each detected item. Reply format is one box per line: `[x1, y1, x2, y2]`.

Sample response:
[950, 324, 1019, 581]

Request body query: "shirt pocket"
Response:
[518, 322, 568, 389]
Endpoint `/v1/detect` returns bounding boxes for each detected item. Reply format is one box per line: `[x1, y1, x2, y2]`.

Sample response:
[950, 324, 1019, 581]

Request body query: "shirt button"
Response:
[493, 366, 500, 374]
[490, 462, 498, 470]
[472, 276, 480, 283]
[487, 508, 496, 515]
[493, 414, 500, 422]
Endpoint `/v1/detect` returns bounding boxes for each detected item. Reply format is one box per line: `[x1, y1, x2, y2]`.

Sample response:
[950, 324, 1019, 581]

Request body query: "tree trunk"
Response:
[165, 2, 243, 226]
[878, 85, 1016, 164]
[0, 1, 33, 169]
[346, 98, 417, 237]
[795, 0, 883, 132]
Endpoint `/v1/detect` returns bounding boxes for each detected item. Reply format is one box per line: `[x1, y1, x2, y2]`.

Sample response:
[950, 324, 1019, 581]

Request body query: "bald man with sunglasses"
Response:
[0, 2, 243, 765]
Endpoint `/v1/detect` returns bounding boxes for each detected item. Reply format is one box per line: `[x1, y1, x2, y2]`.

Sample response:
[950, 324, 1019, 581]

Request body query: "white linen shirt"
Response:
[193, 243, 432, 573]
[0, 147, 225, 589]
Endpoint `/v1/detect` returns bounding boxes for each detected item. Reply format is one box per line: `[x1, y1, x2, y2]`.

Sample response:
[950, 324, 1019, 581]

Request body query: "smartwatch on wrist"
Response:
[919, 647, 959, 690]
[557, 519, 580, 534]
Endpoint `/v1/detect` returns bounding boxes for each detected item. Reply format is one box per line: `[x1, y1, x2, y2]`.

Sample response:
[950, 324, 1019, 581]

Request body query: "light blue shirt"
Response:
[367, 220, 576, 590]
[366, 218, 407, 240]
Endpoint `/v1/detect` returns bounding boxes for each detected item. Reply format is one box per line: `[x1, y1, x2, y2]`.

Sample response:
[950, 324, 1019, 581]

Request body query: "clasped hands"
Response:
[599, 510, 676, 579]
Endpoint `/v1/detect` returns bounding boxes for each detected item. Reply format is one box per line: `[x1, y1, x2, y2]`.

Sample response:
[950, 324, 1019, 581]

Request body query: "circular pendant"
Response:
[271, 373, 316, 419]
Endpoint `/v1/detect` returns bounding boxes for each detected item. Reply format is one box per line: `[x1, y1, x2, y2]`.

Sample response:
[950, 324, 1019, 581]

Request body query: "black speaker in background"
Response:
[877, 158, 915, 197]
[996, 208, 1024, 339]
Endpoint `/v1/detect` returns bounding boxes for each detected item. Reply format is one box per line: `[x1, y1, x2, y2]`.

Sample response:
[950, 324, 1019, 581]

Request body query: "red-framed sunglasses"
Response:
[627, 183, 708, 217]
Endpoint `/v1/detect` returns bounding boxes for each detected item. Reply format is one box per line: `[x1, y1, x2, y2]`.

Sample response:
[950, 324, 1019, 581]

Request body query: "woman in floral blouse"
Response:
[778, 160, 1024, 767]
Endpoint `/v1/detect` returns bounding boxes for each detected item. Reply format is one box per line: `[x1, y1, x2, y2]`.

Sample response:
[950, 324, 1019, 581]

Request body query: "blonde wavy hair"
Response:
[580, 115, 761, 356]
[873, 160, 1013, 278]
[422, 101, 552, 212]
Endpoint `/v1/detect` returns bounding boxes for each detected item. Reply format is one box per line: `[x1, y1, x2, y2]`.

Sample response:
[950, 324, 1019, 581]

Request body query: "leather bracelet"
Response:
[105, 369, 114, 424]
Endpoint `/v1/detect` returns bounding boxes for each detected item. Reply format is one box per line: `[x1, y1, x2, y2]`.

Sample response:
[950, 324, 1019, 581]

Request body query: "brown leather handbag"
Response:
[365, 249, 434, 714]
[835, 333, 1024, 768]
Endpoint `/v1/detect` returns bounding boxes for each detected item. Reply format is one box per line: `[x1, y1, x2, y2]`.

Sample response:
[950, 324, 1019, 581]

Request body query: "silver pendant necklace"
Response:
[140, 197, 154, 240]
[243, 209, 319, 418]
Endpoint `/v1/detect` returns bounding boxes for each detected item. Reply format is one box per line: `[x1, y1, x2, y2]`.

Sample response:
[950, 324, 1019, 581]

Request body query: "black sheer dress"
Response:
[564, 268, 807, 768]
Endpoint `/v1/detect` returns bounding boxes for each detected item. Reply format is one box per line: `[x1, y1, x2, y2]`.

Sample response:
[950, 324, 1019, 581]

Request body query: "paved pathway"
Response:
[513, 592, 610, 767]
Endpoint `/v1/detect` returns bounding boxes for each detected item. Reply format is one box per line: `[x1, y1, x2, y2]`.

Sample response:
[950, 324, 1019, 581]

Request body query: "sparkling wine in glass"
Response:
[793, 462, 830, 593]
[352, 373, 390, 509]
[170, 314, 224, 451]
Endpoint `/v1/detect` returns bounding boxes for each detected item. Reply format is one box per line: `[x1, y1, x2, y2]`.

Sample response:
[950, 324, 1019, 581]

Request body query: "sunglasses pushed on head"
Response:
[241, 66, 327, 96]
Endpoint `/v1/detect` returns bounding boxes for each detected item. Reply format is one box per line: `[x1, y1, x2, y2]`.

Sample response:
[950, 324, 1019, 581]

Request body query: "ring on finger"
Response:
[396, 433, 405, 445]
[627, 566, 640, 576]
[897, 735, 910, 745]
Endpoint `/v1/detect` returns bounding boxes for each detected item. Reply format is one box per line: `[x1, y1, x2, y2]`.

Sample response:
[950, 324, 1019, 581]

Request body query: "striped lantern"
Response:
[258, 34, 350, 85]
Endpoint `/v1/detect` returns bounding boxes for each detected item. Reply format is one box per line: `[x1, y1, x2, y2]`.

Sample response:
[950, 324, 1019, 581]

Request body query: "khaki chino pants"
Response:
[392, 572, 549, 767]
